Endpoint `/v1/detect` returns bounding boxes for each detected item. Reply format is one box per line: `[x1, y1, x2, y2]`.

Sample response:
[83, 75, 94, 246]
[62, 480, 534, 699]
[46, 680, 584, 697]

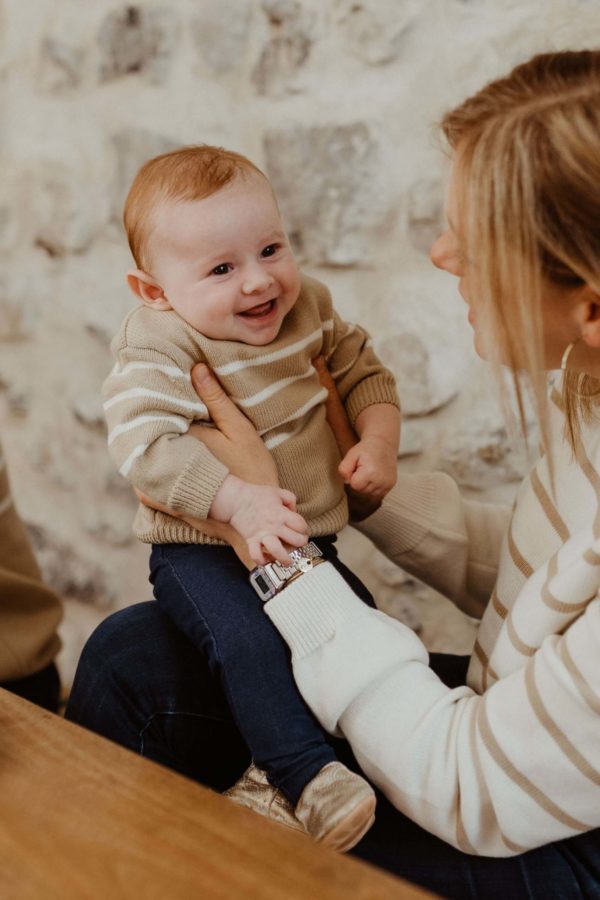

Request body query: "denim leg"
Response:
[66, 601, 251, 791]
[149, 542, 340, 804]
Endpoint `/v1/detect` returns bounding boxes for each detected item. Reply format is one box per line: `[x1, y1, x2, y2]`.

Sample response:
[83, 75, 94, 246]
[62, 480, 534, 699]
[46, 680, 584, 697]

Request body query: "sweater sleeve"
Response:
[317, 285, 399, 425]
[102, 342, 228, 519]
[354, 472, 510, 619]
[265, 561, 600, 856]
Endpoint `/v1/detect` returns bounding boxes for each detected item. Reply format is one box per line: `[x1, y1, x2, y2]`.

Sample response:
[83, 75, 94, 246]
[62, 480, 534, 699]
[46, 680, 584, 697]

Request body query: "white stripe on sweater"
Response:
[111, 362, 191, 380]
[0, 493, 12, 516]
[214, 328, 323, 376]
[119, 444, 148, 477]
[258, 387, 328, 437]
[104, 387, 208, 417]
[234, 365, 314, 409]
[264, 420, 305, 450]
[108, 414, 189, 445]
[329, 337, 371, 380]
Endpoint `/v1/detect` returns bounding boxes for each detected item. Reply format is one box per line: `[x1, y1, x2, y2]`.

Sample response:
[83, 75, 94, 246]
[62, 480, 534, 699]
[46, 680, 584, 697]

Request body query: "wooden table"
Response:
[0, 689, 435, 899]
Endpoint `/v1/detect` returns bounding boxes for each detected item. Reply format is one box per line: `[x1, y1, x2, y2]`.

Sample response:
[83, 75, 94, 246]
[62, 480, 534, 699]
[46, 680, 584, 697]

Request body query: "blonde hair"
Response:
[124, 145, 267, 271]
[440, 49, 600, 452]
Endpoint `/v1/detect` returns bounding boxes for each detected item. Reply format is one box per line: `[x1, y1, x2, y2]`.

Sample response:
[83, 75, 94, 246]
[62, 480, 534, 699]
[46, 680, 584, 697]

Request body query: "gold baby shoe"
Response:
[225, 761, 376, 853]
[295, 761, 376, 853]
[224, 764, 306, 835]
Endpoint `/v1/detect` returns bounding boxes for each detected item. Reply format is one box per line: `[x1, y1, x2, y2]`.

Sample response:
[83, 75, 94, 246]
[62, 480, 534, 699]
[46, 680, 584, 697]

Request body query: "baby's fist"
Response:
[338, 437, 397, 500]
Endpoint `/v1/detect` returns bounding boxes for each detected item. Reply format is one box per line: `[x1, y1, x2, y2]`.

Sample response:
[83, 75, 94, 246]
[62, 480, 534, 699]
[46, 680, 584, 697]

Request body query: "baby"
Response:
[103, 145, 401, 851]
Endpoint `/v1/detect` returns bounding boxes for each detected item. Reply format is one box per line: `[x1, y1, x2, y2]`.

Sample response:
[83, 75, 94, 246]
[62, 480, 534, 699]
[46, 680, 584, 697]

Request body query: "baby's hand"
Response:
[338, 436, 397, 501]
[210, 475, 308, 566]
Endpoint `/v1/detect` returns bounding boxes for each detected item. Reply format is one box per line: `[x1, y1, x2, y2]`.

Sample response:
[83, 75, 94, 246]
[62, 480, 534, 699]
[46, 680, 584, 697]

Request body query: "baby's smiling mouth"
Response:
[239, 299, 276, 318]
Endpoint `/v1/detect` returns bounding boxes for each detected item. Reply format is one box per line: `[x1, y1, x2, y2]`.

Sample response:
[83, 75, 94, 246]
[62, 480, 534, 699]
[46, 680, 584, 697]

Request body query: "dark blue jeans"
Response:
[148, 536, 373, 804]
[66, 603, 600, 899]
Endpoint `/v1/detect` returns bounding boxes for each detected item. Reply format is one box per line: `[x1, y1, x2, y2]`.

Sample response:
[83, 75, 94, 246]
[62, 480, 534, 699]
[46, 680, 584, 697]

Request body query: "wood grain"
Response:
[0, 689, 435, 899]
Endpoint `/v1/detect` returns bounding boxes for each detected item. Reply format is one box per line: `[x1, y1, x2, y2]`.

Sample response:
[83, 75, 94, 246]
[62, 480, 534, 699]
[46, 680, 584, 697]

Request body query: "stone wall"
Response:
[0, 0, 597, 688]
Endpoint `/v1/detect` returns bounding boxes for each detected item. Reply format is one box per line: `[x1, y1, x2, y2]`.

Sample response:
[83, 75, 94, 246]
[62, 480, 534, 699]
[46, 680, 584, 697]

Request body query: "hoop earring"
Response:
[560, 341, 577, 371]
[561, 339, 600, 399]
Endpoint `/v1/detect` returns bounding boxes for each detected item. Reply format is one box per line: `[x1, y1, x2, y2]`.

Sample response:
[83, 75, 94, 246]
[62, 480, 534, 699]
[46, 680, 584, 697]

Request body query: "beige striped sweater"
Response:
[265, 380, 600, 856]
[0, 440, 62, 681]
[103, 274, 399, 544]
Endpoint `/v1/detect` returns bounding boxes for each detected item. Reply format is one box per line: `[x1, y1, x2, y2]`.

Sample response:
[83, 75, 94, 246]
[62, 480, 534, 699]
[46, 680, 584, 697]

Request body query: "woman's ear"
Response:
[126, 270, 172, 310]
[578, 285, 600, 350]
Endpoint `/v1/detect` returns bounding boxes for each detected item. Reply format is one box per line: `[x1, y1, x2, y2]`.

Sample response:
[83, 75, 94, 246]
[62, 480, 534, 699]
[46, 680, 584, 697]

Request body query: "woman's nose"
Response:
[430, 231, 462, 276]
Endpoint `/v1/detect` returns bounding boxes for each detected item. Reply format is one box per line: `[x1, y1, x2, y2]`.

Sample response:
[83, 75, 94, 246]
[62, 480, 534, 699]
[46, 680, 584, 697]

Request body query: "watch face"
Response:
[250, 569, 274, 600]
[253, 573, 270, 595]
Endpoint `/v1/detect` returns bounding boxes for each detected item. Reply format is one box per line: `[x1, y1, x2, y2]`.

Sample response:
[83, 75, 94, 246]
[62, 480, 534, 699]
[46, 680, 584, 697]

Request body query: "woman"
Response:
[67, 50, 600, 897]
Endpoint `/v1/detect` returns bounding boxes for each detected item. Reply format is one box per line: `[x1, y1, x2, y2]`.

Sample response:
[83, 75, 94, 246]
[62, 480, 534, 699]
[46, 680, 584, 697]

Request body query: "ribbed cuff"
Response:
[264, 561, 367, 658]
[168, 444, 229, 520]
[345, 376, 400, 427]
[353, 472, 438, 555]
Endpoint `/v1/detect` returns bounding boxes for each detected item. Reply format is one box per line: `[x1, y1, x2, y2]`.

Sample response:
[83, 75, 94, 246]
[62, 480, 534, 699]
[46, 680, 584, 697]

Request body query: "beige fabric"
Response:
[103, 273, 399, 544]
[0, 442, 62, 681]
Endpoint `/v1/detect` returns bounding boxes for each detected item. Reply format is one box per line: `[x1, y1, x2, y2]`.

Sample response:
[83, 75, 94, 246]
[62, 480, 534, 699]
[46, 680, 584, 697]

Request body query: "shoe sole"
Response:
[319, 795, 376, 853]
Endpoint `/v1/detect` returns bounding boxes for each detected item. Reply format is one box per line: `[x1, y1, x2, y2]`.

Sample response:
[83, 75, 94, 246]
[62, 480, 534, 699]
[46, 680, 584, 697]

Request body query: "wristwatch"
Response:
[250, 541, 324, 602]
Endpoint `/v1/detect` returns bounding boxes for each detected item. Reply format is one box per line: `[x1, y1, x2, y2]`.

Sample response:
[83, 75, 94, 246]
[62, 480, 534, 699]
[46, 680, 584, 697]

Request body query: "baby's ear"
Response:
[126, 270, 172, 310]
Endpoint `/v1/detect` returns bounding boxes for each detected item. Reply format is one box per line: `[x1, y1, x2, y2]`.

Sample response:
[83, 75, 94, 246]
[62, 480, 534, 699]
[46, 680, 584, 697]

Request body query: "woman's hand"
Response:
[137, 363, 280, 571]
[188, 365, 278, 488]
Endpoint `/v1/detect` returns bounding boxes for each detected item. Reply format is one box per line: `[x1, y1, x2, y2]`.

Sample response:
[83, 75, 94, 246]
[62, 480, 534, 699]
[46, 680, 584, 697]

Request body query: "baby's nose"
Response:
[242, 265, 274, 294]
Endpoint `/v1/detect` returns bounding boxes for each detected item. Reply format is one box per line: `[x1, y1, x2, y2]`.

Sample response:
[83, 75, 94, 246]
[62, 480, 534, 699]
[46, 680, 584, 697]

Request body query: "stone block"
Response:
[264, 122, 396, 266]
[252, 0, 317, 96]
[28, 522, 117, 607]
[33, 161, 108, 257]
[374, 278, 472, 416]
[97, 5, 177, 85]
[111, 127, 178, 224]
[438, 378, 538, 490]
[38, 38, 85, 93]
[407, 177, 445, 255]
[192, 0, 253, 74]
[334, 0, 426, 65]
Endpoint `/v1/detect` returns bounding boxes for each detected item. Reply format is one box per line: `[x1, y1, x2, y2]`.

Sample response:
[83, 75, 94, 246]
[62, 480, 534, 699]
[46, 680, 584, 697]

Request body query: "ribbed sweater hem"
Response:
[345, 377, 400, 426]
[353, 472, 440, 555]
[265, 561, 366, 657]
[133, 497, 350, 545]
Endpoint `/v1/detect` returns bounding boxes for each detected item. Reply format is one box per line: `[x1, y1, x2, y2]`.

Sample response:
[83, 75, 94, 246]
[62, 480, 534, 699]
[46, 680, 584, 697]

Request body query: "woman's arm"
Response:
[265, 562, 600, 856]
[355, 475, 510, 619]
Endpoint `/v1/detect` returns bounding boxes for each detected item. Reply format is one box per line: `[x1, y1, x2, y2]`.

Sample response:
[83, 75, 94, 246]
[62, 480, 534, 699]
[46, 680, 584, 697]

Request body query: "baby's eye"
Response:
[261, 243, 280, 258]
[211, 263, 232, 276]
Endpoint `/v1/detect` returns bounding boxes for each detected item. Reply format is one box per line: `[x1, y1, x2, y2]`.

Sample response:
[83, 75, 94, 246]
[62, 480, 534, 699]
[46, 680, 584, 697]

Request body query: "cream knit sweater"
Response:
[266, 381, 600, 856]
[103, 274, 399, 544]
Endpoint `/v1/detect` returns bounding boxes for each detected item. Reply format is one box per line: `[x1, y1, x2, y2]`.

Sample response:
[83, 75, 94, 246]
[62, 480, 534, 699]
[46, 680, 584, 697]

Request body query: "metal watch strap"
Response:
[249, 541, 324, 601]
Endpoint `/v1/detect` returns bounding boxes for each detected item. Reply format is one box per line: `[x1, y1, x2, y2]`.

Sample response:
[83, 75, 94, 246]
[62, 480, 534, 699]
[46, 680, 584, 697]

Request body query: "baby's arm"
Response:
[316, 285, 400, 500]
[338, 403, 400, 500]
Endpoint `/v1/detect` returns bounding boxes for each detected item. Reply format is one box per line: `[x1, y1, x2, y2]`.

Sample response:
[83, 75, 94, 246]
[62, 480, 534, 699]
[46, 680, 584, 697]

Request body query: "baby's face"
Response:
[147, 174, 301, 345]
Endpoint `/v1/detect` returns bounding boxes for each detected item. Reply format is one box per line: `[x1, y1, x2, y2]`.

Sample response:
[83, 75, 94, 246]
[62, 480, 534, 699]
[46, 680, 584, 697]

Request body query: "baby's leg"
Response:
[150, 542, 338, 805]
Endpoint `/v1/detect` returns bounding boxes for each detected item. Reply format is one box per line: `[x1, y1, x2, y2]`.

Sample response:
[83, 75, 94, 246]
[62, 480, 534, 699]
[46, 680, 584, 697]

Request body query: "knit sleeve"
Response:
[265, 560, 600, 856]
[0, 444, 63, 681]
[318, 291, 399, 425]
[102, 342, 228, 520]
[353, 472, 509, 619]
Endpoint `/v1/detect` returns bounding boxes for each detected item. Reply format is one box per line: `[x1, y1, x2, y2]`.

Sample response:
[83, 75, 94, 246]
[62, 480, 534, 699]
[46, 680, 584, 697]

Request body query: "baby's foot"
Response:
[225, 761, 376, 853]
[295, 761, 376, 852]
